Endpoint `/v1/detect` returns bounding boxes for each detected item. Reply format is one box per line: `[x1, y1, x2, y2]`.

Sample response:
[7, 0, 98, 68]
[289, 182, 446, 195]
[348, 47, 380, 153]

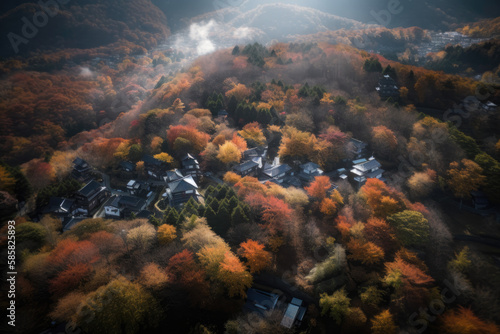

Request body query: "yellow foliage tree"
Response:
[217, 141, 242, 164]
[153, 153, 174, 164]
[371, 310, 398, 334]
[157, 224, 177, 245]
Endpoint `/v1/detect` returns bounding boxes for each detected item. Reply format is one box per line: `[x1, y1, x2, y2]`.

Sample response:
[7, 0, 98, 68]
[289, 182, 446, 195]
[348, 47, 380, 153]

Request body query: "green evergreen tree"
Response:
[231, 205, 249, 225]
[227, 196, 239, 209]
[164, 207, 179, 226]
[215, 204, 232, 236]
[208, 197, 220, 212]
[203, 205, 218, 232]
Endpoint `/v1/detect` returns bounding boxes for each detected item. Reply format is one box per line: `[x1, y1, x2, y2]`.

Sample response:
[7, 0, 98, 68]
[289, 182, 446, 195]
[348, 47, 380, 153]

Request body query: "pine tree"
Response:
[225, 188, 237, 200]
[205, 185, 216, 199]
[183, 198, 199, 216]
[208, 197, 220, 212]
[227, 95, 238, 116]
[216, 203, 232, 236]
[203, 206, 218, 232]
[164, 207, 179, 226]
[228, 195, 239, 209]
[231, 205, 249, 225]
[216, 185, 228, 200]
[175, 212, 186, 226]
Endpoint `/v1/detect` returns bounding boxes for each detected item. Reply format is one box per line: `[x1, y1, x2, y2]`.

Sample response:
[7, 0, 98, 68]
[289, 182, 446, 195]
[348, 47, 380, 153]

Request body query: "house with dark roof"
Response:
[181, 154, 201, 180]
[163, 169, 184, 183]
[41, 197, 75, 218]
[217, 110, 228, 120]
[165, 175, 201, 207]
[135, 209, 153, 219]
[74, 180, 110, 216]
[244, 288, 280, 317]
[482, 101, 498, 112]
[142, 155, 168, 179]
[348, 138, 368, 160]
[376, 74, 400, 99]
[62, 217, 86, 232]
[233, 160, 260, 177]
[350, 157, 384, 188]
[297, 162, 323, 182]
[71, 158, 92, 182]
[104, 195, 147, 218]
[263, 163, 293, 183]
[243, 146, 268, 160]
[119, 161, 135, 172]
[126, 180, 151, 198]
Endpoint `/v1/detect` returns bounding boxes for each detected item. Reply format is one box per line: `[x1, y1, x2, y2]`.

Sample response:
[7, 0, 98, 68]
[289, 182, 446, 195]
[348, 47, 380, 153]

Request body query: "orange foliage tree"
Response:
[217, 251, 253, 298]
[347, 239, 385, 265]
[238, 239, 272, 273]
[167, 125, 210, 154]
[305, 176, 331, 201]
[371, 125, 398, 160]
[360, 178, 406, 218]
[439, 307, 500, 334]
[364, 218, 397, 254]
[238, 122, 266, 146]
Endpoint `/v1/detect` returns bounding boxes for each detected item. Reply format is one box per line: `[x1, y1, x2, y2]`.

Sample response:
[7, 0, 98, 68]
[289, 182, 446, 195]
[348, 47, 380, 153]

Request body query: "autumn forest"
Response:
[1, 1, 500, 334]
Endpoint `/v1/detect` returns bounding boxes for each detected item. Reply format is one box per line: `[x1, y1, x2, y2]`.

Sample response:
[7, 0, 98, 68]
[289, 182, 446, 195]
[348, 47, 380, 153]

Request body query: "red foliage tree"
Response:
[166, 249, 210, 306]
[49, 263, 92, 297]
[47, 239, 99, 272]
[261, 196, 293, 234]
[365, 218, 398, 254]
[89, 231, 124, 264]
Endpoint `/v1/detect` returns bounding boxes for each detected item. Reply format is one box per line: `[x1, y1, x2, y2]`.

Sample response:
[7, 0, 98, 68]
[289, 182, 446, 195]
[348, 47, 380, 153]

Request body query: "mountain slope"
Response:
[0, 0, 169, 58]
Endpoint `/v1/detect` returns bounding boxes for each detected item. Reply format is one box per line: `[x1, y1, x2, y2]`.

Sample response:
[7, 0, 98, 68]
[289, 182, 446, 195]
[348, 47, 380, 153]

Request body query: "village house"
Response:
[181, 153, 202, 180]
[163, 169, 184, 183]
[41, 197, 76, 218]
[347, 138, 368, 160]
[119, 161, 135, 172]
[281, 298, 307, 329]
[73, 180, 110, 216]
[482, 101, 498, 112]
[263, 162, 293, 183]
[165, 175, 201, 207]
[126, 180, 152, 198]
[71, 157, 92, 182]
[350, 157, 384, 188]
[233, 160, 260, 177]
[142, 154, 168, 179]
[376, 74, 400, 99]
[62, 217, 86, 232]
[217, 109, 229, 121]
[104, 195, 147, 219]
[244, 288, 280, 316]
[297, 162, 323, 183]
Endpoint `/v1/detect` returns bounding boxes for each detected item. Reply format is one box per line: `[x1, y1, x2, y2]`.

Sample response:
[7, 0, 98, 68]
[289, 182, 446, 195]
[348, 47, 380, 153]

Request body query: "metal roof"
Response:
[234, 160, 259, 172]
[168, 175, 198, 193]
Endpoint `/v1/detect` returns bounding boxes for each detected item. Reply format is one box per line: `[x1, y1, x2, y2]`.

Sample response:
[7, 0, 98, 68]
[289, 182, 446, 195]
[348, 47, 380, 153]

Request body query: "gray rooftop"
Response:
[168, 175, 198, 193]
